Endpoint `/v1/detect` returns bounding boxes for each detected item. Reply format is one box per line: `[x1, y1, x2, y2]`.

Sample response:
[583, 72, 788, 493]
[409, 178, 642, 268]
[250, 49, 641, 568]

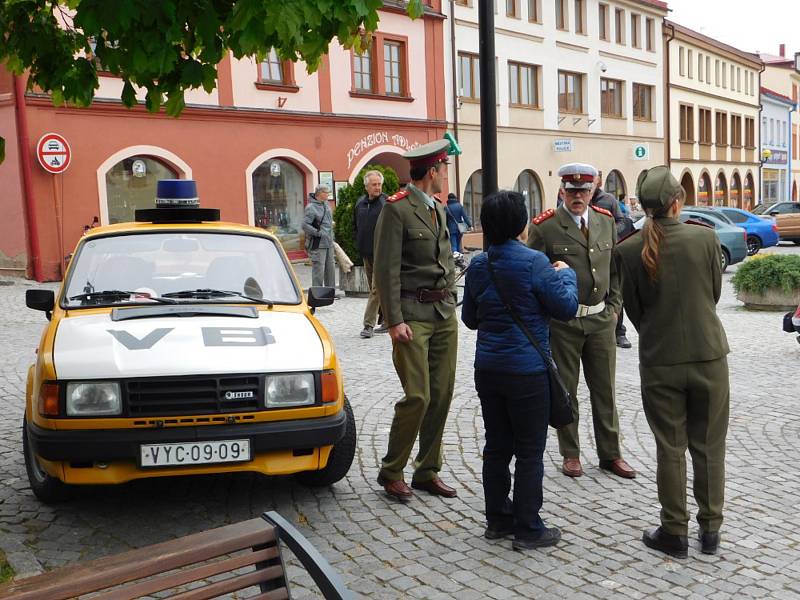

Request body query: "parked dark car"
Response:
[714, 207, 780, 255]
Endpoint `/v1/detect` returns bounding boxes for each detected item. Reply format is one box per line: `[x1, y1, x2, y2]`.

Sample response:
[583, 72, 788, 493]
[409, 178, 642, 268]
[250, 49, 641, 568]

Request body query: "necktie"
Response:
[580, 216, 588, 240]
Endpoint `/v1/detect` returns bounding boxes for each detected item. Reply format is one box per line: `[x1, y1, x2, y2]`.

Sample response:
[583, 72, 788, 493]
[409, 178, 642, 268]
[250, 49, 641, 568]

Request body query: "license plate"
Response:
[140, 439, 251, 467]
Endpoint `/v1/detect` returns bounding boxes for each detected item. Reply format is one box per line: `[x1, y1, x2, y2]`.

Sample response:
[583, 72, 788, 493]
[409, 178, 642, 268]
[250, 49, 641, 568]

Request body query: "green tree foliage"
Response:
[731, 254, 800, 295]
[0, 0, 424, 160]
[333, 164, 399, 265]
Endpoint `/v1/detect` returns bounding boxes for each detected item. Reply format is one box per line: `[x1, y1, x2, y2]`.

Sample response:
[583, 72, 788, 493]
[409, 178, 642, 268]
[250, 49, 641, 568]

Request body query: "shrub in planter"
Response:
[333, 164, 399, 266]
[731, 254, 800, 310]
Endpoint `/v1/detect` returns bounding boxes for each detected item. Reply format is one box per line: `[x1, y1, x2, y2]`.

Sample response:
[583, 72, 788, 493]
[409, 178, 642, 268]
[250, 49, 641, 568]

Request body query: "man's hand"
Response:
[389, 323, 414, 343]
[552, 260, 570, 271]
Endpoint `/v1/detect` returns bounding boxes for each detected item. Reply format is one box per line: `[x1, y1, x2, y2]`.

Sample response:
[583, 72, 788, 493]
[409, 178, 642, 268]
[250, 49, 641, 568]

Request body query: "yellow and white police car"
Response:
[23, 180, 355, 502]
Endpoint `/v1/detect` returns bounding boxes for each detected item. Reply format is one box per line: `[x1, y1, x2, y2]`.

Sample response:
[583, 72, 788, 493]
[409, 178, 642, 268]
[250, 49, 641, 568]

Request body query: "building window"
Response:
[646, 17, 655, 51]
[705, 56, 711, 83]
[507, 0, 517, 17]
[679, 47, 685, 76]
[528, 0, 541, 21]
[715, 60, 720, 86]
[698, 53, 703, 82]
[630, 14, 640, 48]
[509, 62, 539, 107]
[736, 67, 741, 92]
[680, 104, 694, 141]
[459, 52, 480, 100]
[770, 118, 775, 145]
[632, 83, 652, 120]
[558, 70, 583, 113]
[687, 49, 693, 78]
[106, 157, 178, 225]
[252, 159, 306, 254]
[699, 108, 712, 144]
[715, 111, 727, 146]
[455, 0, 468, 4]
[731, 114, 742, 147]
[722, 62, 727, 87]
[259, 49, 286, 84]
[730, 65, 735, 90]
[574, 0, 585, 33]
[383, 41, 403, 96]
[353, 47, 374, 92]
[600, 78, 623, 117]
[615, 8, 625, 44]
[555, 0, 566, 29]
[749, 72, 754, 96]
[745, 116, 755, 148]
[514, 170, 544, 218]
[762, 117, 768, 144]
[598, 3, 609, 40]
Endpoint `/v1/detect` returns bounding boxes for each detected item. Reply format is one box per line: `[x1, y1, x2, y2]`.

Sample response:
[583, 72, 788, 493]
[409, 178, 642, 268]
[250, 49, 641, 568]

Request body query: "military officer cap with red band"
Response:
[558, 162, 598, 190]
[403, 139, 452, 169]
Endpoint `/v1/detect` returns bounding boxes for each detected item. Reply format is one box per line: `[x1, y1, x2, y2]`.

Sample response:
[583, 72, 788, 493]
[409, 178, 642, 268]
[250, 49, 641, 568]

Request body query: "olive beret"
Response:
[636, 166, 682, 209]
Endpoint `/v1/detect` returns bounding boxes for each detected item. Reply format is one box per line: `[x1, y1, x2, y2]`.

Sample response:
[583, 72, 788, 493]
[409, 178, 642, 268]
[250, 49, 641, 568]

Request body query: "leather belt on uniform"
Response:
[400, 288, 450, 303]
[575, 301, 605, 318]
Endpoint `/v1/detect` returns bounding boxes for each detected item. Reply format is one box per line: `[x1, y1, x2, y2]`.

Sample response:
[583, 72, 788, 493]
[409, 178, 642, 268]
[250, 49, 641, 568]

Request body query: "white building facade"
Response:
[760, 88, 794, 205]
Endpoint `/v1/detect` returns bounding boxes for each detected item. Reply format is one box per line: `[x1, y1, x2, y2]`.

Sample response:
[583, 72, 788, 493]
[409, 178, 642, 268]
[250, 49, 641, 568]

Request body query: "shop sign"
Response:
[765, 150, 788, 165]
[36, 133, 71, 174]
[553, 138, 574, 153]
[346, 131, 420, 167]
[632, 143, 649, 160]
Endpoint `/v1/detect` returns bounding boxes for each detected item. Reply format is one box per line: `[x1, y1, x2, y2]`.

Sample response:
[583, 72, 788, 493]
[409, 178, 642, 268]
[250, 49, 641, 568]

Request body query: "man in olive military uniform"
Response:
[373, 139, 459, 501]
[528, 163, 636, 480]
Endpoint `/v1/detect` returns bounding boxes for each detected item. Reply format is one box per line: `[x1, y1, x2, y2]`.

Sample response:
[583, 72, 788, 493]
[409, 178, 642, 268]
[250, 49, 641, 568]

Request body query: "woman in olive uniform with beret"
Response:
[614, 166, 730, 559]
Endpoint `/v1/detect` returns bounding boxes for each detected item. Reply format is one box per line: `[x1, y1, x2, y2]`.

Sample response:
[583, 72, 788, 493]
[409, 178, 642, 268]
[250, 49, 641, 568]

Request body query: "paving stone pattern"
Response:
[1, 245, 799, 599]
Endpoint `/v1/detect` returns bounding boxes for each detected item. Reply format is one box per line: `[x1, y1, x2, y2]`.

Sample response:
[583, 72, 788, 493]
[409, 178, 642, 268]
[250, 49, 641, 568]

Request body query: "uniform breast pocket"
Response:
[552, 243, 579, 256]
[596, 240, 613, 252]
[407, 228, 435, 242]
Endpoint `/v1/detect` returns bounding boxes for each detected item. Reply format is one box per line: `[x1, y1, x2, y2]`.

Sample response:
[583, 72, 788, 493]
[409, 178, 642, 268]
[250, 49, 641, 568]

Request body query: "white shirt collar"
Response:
[561, 204, 590, 229]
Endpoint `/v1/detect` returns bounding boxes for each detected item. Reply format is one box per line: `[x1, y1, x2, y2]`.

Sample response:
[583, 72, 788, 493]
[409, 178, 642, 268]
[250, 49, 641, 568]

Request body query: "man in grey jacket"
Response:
[303, 184, 335, 287]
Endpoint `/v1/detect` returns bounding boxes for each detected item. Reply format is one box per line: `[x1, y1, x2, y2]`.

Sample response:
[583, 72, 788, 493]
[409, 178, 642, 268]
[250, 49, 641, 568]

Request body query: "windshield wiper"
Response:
[161, 288, 273, 307]
[68, 290, 177, 304]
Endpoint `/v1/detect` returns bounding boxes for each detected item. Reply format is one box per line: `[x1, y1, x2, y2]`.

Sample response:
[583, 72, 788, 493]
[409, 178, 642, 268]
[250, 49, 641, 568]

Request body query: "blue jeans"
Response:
[476, 369, 550, 540]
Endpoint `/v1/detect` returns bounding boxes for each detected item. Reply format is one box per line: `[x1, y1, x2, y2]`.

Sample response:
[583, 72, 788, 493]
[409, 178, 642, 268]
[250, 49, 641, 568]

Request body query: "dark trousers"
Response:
[616, 305, 627, 337]
[475, 369, 550, 541]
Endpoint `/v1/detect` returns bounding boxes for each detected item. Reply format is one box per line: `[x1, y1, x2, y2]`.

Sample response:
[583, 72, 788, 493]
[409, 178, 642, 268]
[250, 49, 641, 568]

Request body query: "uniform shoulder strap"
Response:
[387, 190, 410, 203]
[590, 205, 613, 218]
[532, 208, 556, 225]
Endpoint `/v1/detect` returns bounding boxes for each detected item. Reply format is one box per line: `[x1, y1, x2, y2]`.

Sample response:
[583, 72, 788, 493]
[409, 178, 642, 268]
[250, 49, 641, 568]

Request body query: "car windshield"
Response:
[63, 232, 300, 308]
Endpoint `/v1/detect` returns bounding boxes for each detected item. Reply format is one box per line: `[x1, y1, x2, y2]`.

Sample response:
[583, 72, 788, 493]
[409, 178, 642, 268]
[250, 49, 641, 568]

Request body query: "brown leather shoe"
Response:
[411, 478, 457, 498]
[377, 475, 413, 500]
[599, 458, 636, 479]
[562, 458, 583, 477]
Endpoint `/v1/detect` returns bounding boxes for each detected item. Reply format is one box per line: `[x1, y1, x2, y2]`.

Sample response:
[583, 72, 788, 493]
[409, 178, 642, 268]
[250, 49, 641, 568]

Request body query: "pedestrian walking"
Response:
[354, 170, 388, 338]
[614, 166, 730, 559]
[373, 139, 459, 501]
[445, 192, 472, 253]
[462, 190, 578, 551]
[528, 162, 636, 480]
[302, 184, 335, 288]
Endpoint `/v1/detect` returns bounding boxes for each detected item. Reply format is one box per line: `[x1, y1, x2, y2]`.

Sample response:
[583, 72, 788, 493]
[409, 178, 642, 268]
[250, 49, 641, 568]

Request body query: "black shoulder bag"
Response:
[486, 259, 575, 429]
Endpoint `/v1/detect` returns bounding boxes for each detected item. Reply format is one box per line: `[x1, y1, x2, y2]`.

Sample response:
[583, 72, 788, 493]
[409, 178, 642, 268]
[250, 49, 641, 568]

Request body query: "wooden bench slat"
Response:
[165, 565, 283, 600]
[91, 547, 281, 600]
[0, 519, 276, 600]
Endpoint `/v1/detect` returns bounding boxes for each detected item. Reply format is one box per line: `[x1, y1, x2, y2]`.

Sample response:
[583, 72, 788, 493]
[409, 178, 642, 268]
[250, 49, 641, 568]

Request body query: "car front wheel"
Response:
[746, 235, 762, 255]
[23, 418, 70, 503]
[721, 248, 730, 273]
[296, 397, 356, 487]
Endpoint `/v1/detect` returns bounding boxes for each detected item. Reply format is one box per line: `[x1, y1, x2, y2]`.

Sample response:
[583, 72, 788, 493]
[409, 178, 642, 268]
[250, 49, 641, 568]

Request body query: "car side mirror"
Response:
[307, 286, 335, 312]
[26, 289, 55, 319]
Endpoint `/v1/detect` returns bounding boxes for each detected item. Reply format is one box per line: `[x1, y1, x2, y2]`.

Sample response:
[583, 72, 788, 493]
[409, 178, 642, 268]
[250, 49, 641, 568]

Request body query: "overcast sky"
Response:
[665, 0, 800, 57]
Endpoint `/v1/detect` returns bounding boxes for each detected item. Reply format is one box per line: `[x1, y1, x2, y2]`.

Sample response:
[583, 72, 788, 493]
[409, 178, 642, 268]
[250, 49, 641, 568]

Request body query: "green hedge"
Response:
[333, 164, 399, 266]
[731, 254, 800, 295]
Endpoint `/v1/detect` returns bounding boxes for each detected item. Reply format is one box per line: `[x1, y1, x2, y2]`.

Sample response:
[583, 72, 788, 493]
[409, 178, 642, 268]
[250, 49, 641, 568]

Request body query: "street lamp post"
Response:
[478, 0, 498, 198]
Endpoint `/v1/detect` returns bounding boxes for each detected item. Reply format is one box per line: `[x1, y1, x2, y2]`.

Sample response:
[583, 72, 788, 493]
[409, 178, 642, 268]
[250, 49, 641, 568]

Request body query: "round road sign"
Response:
[36, 133, 71, 174]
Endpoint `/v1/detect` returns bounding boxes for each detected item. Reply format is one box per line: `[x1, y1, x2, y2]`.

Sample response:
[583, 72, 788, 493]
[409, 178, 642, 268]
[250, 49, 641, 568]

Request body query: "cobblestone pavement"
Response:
[1, 244, 799, 599]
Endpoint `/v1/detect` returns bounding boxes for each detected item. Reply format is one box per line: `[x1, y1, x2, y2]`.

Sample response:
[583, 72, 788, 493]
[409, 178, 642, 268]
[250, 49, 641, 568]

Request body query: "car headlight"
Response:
[66, 382, 122, 416]
[264, 373, 315, 408]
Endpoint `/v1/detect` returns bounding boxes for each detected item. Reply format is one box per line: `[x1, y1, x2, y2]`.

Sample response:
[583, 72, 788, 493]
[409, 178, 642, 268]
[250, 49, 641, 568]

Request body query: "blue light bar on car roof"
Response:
[156, 179, 199, 207]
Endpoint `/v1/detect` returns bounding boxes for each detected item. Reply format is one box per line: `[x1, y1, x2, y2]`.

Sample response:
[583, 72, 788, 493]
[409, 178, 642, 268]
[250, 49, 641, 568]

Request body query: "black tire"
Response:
[793, 240, 800, 246]
[746, 235, 762, 256]
[720, 248, 730, 273]
[296, 397, 356, 487]
[23, 418, 70, 503]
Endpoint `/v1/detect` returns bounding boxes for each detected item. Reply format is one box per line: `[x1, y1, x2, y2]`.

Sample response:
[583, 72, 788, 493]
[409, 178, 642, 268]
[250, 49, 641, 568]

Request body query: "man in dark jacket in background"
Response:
[354, 170, 388, 338]
[592, 172, 632, 349]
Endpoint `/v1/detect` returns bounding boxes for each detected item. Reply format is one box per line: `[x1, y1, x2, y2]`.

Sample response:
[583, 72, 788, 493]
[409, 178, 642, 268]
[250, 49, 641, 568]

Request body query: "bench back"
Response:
[0, 516, 289, 600]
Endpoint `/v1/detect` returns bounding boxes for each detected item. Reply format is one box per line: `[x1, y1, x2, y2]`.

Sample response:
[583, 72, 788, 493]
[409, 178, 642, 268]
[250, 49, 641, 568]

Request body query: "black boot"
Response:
[698, 530, 720, 555]
[642, 527, 688, 559]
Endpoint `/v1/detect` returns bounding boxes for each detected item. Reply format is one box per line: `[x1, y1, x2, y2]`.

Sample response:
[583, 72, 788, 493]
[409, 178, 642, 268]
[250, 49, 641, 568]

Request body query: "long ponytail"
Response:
[640, 188, 685, 282]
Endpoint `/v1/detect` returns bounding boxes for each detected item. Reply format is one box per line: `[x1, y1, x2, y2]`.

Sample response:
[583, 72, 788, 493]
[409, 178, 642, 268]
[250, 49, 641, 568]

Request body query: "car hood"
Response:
[53, 310, 325, 379]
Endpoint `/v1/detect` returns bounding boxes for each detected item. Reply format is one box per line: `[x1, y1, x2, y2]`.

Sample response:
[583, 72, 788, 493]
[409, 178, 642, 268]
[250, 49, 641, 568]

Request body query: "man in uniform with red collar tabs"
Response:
[373, 138, 460, 501]
[528, 162, 636, 480]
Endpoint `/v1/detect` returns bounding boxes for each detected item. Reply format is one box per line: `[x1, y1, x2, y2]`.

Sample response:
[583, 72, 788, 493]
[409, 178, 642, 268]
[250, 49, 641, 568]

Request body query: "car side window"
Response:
[722, 210, 747, 223]
[792, 204, 800, 213]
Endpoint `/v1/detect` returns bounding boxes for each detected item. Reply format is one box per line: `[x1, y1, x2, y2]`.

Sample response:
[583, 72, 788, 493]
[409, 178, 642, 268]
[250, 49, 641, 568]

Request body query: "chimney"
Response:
[780, 44, 785, 57]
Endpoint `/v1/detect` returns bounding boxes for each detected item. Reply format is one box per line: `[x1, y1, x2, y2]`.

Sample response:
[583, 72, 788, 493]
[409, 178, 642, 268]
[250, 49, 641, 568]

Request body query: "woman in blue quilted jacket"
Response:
[462, 190, 578, 551]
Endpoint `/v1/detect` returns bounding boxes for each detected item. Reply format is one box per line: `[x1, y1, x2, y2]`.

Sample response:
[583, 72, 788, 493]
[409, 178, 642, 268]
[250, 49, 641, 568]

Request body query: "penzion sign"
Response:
[347, 131, 421, 167]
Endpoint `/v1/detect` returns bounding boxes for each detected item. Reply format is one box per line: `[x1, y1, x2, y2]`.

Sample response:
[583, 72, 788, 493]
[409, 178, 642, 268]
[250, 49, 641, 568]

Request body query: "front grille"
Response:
[125, 375, 261, 416]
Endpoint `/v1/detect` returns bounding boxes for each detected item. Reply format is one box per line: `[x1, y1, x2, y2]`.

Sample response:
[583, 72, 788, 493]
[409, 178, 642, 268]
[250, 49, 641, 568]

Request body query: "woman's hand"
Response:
[552, 260, 570, 271]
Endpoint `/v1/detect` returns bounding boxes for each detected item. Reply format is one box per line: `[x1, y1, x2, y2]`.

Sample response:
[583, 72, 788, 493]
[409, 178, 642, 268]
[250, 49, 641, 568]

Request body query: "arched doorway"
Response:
[353, 151, 408, 183]
[251, 158, 307, 254]
[743, 172, 755, 211]
[464, 170, 483, 227]
[513, 170, 544, 220]
[604, 170, 626, 202]
[105, 156, 179, 224]
[714, 171, 728, 206]
[730, 172, 742, 208]
[697, 171, 712, 206]
[680, 171, 696, 206]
